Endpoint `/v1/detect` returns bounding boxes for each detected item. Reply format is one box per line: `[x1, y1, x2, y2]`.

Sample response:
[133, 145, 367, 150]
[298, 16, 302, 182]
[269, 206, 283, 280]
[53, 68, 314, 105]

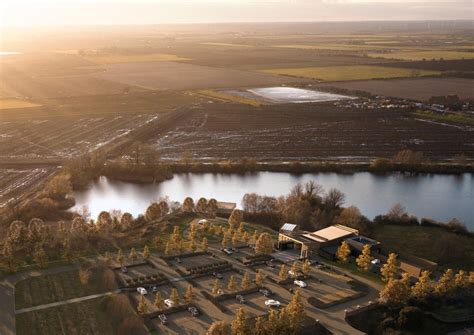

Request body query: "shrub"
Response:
[398, 306, 423, 330]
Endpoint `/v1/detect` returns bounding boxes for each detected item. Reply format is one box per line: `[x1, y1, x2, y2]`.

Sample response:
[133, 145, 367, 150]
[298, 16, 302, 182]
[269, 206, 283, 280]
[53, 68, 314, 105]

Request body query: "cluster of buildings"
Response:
[277, 223, 436, 277]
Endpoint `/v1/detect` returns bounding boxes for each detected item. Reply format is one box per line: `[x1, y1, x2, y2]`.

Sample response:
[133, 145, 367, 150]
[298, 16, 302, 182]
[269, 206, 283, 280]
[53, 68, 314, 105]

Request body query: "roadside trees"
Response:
[201, 237, 209, 252]
[154, 292, 164, 310]
[241, 272, 251, 290]
[33, 244, 47, 268]
[255, 233, 273, 255]
[227, 275, 237, 293]
[255, 269, 265, 287]
[116, 248, 124, 267]
[379, 273, 411, 306]
[254, 316, 266, 335]
[290, 262, 298, 278]
[212, 279, 221, 295]
[183, 197, 195, 212]
[206, 321, 231, 335]
[142, 245, 150, 261]
[137, 295, 148, 315]
[170, 288, 180, 305]
[129, 248, 138, 263]
[356, 244, 373, 271]
[381, 253, 399, 282]
[286, 288, 305, 333]
[145, 202, 161, 222]
[454, 270, 469, 289]
[279, 264, 287, 281]
[301, 259, 311, 276]
[435, 269, 455, 295]
[184, 284, 194, 304]
[336, 240, 351, 263]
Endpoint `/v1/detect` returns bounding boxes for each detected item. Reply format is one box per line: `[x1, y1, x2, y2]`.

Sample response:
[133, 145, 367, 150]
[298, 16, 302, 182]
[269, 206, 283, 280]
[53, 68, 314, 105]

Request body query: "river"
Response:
[73, 172, 474, 229]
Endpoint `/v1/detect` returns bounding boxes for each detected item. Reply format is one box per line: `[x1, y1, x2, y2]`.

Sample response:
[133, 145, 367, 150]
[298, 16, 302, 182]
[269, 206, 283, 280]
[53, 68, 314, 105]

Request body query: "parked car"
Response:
[164, 299, 175, 308]
[231, 248, 240, 253]
[175, 257, 182, 263]
[188, 306, 200, 317]
[294, 280, 307, 288]
[222, 248, 233, 255]
[259, 288, 272, 297]
[158, 314, 168, 325]
[265, 299, 281, 308]
[236, 294, 246, 304]
[152, 286, 158, 293]
[121, 266, 128, 273]
[137, 287, 147, 295]
[266, 260, 275, 268]
[212, 272, 223, 279]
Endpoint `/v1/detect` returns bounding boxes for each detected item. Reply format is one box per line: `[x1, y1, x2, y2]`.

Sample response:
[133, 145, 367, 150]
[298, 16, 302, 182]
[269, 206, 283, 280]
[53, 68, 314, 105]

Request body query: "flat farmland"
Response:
[368, 50, 474, 61]
[93, 61, 308, 90]
[0, 113, 159, 161]
[319, 77, 474, 101]
[0, 99, 41, 110]
[152, 103, 474, 161]
[262, 65, 439, 81]
[0, 168, 57, 207]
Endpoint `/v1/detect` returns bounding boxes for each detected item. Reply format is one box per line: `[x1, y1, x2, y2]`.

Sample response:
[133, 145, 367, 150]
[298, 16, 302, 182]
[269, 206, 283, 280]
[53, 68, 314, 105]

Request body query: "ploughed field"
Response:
[152, 103, 474, 161]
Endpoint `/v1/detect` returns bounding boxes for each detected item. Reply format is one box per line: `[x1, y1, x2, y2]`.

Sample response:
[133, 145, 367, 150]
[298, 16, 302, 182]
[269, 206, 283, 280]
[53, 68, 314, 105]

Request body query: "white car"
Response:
[265, 299, 281, 308]
[137, 287, 148, 295]
[294, 280, 307, 288]
[164, 299, 175, 308]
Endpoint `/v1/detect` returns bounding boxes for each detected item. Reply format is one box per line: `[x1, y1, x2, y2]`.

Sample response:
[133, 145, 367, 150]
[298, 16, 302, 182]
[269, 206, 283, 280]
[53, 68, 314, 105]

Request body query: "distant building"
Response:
[216, 201, 237, 216]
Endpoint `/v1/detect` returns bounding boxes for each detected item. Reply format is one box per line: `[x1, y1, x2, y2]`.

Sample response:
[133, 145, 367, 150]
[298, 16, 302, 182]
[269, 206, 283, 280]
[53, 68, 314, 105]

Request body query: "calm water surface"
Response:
[73, 172, 474, 229]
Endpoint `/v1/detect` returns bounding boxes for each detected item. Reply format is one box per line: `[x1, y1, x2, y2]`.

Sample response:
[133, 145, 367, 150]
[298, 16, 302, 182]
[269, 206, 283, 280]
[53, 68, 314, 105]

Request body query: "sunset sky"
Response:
[1, 0, 472, 27]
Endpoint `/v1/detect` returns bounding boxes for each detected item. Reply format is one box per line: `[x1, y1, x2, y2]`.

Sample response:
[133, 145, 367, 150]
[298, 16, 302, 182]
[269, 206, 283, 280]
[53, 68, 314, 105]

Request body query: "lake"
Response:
[247, 87, 352, 103]
[73, 172, 474, 229]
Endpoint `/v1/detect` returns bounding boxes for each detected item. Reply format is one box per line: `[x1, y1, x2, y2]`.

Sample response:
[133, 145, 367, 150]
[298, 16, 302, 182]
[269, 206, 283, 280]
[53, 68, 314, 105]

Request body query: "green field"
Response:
[370, 224, 474, 270]
[15, 269, 105, 309]
[368, 50, 474, 61]
[16, 297, 114, 335]
[413, 110, 474, 126]
[262, 65, 439, 81]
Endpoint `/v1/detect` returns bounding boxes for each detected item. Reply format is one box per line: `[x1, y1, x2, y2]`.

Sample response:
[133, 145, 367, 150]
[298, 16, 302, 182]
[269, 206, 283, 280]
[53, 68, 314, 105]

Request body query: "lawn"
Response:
[15, 269, 105, 309]
[262, 65, 439, 81]
[369, 224, 474, 270]
[368, 50, 474, 61]
[413, 110, 474, 126]
[0, 99, 41, 110]
[83, 53, 190, 64]
[16, 297, 114, 335]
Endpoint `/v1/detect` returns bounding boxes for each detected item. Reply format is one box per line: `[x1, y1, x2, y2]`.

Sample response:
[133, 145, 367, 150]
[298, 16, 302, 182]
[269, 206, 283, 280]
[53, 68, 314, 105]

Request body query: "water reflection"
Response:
[73, 172, 474, 228]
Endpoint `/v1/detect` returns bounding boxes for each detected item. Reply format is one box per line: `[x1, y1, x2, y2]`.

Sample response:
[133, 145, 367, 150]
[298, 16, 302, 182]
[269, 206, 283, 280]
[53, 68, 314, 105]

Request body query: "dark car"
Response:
[259, 288, 272, 297]
[212, 272, 223, 279]
[121, 266, 128, 273]
[158, 314, 168, 325]
[175, 257, 182, 263]
[236, 294, 246, 304]
[188, 306, 200, 317]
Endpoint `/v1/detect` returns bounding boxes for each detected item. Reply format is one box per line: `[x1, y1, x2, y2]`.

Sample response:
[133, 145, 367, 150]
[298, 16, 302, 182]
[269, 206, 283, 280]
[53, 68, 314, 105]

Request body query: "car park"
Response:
[164, 299, 175, 308]
[137, 287, 147, 295]
[188, 306, 200, 317]
[259, 288, 272, 297]
[212, 272, 223, 279]
[294, 280, 307, 288]
[265, 299, 281, 308]
[158, 314, 168, 325]
[236, 294, 246, 304]
[222, 248, 233, 255]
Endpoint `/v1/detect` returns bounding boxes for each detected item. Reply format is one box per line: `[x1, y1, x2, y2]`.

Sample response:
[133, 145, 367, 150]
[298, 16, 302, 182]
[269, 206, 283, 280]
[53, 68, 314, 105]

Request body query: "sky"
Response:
[0, 0, 472, 27]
